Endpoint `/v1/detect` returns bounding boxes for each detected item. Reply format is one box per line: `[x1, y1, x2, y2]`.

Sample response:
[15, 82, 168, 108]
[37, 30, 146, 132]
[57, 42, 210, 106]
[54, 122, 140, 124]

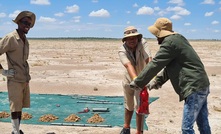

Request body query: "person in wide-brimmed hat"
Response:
[0, 10, 36, 134]
[13, 10, 36, 28]
[130, 17, 211, 133]
[122, 26, 143, 42]
[118, 26, 152, 134]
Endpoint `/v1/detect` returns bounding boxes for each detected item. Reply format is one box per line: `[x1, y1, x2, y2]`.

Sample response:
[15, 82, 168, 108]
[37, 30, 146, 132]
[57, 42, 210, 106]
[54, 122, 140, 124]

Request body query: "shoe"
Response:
[20, 130, 24, 134]
[120, 127, 130, 134]
[11, 130, 24, 134]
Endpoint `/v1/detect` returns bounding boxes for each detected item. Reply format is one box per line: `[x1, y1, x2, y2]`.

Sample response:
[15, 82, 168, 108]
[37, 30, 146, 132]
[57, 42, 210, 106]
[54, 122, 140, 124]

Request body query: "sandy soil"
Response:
[0, 39, 221, 134]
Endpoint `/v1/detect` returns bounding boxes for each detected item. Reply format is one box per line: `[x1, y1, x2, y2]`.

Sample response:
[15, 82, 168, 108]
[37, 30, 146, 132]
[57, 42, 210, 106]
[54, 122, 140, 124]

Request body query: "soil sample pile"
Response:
[39, 114, 58, 122]
[22, 112, 32, 120]
[0, 111, 10, 118]
[64, 114, 81, 122]
[87, 113, 104, 123]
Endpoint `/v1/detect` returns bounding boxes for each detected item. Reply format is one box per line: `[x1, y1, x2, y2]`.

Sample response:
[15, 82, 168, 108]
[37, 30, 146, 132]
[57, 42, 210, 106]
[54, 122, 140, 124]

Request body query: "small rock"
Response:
[94, 87, 98, 91]
[169, 119, 174, 123]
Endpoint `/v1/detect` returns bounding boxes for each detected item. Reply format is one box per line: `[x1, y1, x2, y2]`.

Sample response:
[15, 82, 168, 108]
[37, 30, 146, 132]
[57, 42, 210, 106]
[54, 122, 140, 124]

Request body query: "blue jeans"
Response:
[182, 87, 211, 134]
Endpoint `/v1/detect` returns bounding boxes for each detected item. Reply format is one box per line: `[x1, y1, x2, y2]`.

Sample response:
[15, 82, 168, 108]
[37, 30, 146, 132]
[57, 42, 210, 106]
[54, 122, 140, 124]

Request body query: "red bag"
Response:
[137, 87, 149, 115]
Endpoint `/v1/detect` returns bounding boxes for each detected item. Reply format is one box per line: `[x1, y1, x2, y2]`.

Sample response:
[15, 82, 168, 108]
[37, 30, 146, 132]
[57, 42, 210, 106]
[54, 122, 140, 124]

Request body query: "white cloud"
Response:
[54, 12, 64, 17]
[154, 0, 158, 4]
[186, 29, 197, 33]
[213, 30, 220, 33]
[137, 6, 154, 15]
[39, 16, 56, 22]
[168, 0, 185, 6]
[201, 0, 215, 4]
[92, 0, 99, 3]
[30, 0, 50, 5]
[127, 21, 130, 24]
[166, 6, 190, 16]
[65, 5, 79, 13]
[89, 9, 110, 17]
[184, 23, 191, 26]
[58, 21, 66, 24]
[73, 16, 81, 23]
[189, 29, 197, 32]
[154, 7, 160, 11]
[126, 11, 131, 14]
[8, 10, 21, 18]
[158, 10, 167, 16]
[211, 20, 219, 25]
[170, 14, 181, 20]
[177, 9, 190, 15]
[0, 12, 6, 18]
[205, 12, 214, 16]
[104, 28, 112, 32]
[133, 3, 139, 8]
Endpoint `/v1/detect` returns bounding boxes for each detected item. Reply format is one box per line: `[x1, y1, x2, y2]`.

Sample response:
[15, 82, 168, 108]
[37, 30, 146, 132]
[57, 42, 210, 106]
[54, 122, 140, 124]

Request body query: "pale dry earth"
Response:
[0, 39, 221, 134]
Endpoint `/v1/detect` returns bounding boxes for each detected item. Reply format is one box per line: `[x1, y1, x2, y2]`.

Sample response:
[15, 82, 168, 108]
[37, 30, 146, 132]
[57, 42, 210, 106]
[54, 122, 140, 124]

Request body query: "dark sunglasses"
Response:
[124, 29, 138, 35]
[20, 21, 31, 27]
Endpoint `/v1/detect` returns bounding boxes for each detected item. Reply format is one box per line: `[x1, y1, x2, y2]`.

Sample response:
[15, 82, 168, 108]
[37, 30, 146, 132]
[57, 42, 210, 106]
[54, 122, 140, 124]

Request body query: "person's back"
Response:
[158, 34, 210, 101]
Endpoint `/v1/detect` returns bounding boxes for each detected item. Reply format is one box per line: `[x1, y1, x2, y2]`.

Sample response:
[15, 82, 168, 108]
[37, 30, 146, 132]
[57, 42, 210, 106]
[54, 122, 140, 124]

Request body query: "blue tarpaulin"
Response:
[0, 92, 159, 130]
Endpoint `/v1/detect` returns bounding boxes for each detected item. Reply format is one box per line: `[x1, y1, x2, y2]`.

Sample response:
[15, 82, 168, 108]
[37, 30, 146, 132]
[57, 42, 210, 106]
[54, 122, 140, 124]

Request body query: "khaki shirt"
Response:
[0, 30, 31, 82]
[118, 38, 151, 84]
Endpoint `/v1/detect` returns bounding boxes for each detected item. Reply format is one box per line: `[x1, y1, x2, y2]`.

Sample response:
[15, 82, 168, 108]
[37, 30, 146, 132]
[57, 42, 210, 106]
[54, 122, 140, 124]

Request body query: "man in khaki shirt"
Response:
[118, 26, 152, 134]
[0, 11, 36, 134]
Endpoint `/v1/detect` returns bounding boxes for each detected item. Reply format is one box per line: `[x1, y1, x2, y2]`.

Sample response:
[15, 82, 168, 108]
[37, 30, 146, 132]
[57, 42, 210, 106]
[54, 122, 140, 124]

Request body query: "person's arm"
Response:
[123, 62, 137, 80]
[147, 69, 169, 90]
[118, 45, 137, 80]
[0, 36, 15, 77]
[133, 40, 177, 88]
[0, 36, 11, 55]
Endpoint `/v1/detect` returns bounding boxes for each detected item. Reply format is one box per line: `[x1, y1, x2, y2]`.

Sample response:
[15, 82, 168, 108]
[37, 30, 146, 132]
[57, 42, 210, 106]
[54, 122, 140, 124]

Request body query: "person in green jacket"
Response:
[130, 17, 211, 134]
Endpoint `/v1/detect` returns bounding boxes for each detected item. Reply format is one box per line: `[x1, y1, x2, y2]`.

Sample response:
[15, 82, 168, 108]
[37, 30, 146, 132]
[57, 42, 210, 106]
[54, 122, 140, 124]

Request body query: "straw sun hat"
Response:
[148, 18, 177, 38]
[12, 11, 36, 28]
[122, 26, 142, 42]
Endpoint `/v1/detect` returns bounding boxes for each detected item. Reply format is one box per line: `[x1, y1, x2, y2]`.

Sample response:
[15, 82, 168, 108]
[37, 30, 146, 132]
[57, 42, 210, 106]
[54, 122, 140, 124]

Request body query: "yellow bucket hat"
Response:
[148, 18, 177, 38]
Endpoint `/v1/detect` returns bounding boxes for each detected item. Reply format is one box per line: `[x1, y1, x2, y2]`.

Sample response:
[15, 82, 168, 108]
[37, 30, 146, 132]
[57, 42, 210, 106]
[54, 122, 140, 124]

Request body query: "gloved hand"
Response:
[129, 81, 142, 91]
[147, 80, 161, 90]
[1, 69, 15, 77]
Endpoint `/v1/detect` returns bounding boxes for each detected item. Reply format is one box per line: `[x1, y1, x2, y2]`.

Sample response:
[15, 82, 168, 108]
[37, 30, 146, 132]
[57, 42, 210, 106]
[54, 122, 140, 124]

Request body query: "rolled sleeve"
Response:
[0, 35, 11, 55]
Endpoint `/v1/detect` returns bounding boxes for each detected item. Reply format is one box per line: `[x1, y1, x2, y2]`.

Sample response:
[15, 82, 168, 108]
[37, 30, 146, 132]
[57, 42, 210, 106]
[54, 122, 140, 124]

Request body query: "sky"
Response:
[0, 0, 221, 39]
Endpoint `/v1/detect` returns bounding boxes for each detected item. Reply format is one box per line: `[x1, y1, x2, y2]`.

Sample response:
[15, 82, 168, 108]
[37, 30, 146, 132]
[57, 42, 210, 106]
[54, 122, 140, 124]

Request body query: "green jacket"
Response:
[135, 34, 210, 101]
